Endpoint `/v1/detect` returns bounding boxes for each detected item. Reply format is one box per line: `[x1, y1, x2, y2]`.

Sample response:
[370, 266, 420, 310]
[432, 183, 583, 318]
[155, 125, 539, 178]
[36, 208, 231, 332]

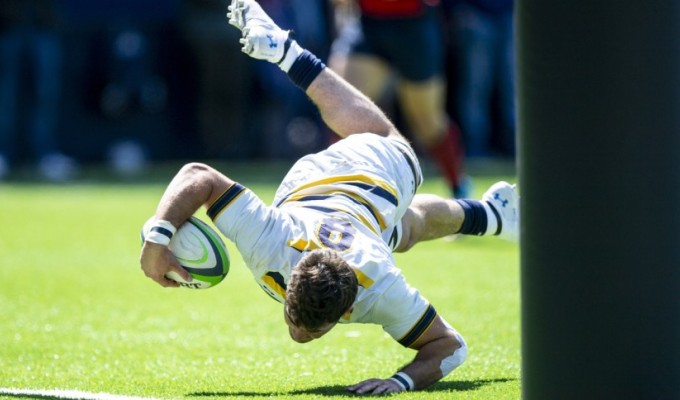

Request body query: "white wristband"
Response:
[145, 220, 177, 246]
[389, 372, 414, 391]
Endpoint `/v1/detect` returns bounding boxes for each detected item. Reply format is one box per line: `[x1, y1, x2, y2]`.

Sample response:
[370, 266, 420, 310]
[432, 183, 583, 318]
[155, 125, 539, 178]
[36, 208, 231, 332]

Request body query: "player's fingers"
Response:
[169, 264, 193, 282]
[143, 267, 179, 288]
[232, 13, 244, 29]
[239, 37, 252, 54]
[141, 261, 172, 287]
[371, 383, 399, 395]
[346, 379, 371, 391]
[159, 275, 181, 288]
[346, 379, 381, 394]
[226, 0, 245, 29]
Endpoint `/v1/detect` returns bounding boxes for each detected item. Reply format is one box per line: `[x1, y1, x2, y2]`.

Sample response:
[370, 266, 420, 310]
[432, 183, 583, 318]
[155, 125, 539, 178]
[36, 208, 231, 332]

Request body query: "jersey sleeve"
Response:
[206, 183, 285, 266]
[369, 274, 438, 348]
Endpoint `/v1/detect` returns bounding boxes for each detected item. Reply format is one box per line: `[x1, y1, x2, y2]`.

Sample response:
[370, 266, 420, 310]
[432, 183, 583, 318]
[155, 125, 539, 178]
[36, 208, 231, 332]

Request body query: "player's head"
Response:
[284, 249, 358, 343]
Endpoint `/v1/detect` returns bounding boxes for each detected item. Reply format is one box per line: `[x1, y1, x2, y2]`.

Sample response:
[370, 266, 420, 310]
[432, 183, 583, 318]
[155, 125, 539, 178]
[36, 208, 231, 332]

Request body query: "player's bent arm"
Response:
[402, 316, 467, 389]
[346, 315, 466, 394]
[140, 163, 234, 287]
[306, 67, 403, 141]
[152, 163, 234, 226]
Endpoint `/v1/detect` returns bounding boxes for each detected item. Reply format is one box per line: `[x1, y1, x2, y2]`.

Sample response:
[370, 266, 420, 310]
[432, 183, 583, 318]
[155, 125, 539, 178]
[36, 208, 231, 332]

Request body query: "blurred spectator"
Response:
[180, 0, 255, 159]
[329, 0, 470, 198]
[58, 0, 193, 167]
[445, 0, 515, 158]
[59, 0, 180, 114]
[97, 25, 168, 120]
[0, 0, 77, 181]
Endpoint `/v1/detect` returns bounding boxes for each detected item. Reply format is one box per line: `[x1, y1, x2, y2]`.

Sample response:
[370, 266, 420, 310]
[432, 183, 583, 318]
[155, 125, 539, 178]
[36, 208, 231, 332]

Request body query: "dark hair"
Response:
[285, 249, 358, 331]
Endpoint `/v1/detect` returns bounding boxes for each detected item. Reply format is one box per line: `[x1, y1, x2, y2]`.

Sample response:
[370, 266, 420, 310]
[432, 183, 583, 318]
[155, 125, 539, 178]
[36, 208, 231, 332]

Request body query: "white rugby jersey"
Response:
[208, 134, 437, 347]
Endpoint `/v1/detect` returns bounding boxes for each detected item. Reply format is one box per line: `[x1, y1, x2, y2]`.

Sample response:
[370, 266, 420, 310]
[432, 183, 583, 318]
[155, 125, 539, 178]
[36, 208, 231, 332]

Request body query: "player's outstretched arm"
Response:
[227, 0, 401, 140]
[140, 163, 234, 287]
[346, 316, 467, 394]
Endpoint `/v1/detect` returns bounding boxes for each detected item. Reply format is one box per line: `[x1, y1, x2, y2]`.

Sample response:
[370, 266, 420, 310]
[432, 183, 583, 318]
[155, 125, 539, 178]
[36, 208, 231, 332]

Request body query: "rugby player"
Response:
[140, 0, 518, 394]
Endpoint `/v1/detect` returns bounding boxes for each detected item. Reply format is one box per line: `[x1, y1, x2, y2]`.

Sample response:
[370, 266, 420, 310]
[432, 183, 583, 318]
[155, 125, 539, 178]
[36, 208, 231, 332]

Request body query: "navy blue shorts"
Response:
[350, 6, 444, 82]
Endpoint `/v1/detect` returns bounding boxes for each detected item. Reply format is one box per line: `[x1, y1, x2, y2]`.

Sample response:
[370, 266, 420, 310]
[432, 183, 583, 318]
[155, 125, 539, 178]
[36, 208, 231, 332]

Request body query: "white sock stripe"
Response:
[482, 201, 501, 236]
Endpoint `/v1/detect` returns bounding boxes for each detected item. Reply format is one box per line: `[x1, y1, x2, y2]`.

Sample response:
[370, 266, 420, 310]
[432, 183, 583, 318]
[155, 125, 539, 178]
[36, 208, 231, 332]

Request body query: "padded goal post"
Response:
[517, 0, 680, 398]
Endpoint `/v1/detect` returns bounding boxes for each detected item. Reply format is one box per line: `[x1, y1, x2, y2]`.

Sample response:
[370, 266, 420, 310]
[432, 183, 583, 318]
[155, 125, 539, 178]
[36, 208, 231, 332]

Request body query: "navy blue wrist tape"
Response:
[287, 50, 326, 90]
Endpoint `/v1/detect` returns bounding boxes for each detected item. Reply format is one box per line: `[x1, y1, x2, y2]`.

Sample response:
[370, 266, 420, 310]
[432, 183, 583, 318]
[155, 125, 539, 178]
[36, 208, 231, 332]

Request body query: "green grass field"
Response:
[0, 162, 520, 399]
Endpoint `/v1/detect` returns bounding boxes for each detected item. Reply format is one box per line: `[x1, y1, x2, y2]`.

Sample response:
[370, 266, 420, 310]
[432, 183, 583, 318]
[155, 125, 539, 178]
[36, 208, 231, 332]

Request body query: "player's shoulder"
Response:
[337, 131, 409, 145]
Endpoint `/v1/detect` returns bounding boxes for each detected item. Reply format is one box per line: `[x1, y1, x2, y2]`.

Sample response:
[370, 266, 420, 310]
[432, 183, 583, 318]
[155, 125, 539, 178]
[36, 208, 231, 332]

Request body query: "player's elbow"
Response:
[179, 162, 214, 180]
[440, 332, 467, 377]
[176, 163, 235, 207]
[179, 162, 230, 188]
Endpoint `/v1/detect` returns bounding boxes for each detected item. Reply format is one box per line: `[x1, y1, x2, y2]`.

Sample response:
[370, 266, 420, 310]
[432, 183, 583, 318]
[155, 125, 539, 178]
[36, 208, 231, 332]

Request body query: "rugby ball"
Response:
[142, 216, 230, 289]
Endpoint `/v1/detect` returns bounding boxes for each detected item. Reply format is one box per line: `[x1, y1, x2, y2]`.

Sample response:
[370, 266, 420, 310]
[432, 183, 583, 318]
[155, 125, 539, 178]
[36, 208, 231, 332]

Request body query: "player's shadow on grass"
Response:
[188, 378, 516, 397]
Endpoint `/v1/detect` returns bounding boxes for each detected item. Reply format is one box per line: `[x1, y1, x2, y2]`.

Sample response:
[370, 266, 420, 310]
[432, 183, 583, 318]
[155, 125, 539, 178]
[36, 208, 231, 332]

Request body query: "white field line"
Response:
[0, 388, 165, 400]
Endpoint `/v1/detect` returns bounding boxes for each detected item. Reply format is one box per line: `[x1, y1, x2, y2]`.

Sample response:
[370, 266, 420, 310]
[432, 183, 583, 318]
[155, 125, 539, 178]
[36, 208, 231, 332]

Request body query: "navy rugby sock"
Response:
[455, 199, 499, 236]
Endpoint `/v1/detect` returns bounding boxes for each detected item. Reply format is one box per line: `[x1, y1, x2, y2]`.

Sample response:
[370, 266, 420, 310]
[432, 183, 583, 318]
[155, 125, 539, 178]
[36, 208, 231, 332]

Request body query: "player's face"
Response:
[283, 309, 337, 343]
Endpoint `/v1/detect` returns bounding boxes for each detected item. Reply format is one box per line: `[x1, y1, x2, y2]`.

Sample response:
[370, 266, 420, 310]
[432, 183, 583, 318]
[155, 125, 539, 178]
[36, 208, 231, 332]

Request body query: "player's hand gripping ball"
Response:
[142, 217, 230, 289]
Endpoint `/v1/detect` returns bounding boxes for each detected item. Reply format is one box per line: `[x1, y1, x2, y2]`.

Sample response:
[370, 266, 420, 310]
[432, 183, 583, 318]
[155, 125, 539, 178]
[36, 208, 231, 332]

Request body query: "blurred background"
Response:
[0, 0, 515, 182]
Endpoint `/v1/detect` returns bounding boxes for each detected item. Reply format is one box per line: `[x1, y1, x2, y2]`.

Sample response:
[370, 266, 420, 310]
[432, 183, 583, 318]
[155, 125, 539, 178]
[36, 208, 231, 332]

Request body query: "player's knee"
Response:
[394, 208, 424, 253]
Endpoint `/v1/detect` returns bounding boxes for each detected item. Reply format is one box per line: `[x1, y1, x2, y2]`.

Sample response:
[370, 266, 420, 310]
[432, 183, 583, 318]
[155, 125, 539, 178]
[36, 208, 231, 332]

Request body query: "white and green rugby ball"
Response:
[142, 216, 230, 289]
